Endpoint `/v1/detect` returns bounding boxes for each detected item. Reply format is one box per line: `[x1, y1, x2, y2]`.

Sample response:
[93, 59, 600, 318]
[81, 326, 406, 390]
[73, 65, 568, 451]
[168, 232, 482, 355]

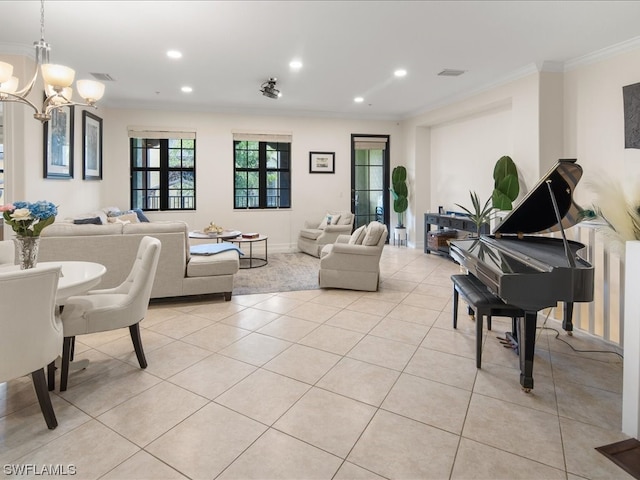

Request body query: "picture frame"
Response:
[43, 105, 74, 179]
[82, 111, 103, 180]
[309, 151, 335, 174]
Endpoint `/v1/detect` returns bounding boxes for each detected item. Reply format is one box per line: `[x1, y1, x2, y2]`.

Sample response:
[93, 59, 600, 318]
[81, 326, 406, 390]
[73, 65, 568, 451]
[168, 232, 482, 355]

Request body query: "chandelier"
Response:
[260, 78, 281, 99]
[0, 0, 105, 122]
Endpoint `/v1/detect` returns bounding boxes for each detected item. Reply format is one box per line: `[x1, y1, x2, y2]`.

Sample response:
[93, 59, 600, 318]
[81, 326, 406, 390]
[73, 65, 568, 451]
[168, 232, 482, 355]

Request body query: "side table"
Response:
[228, 235, 268, 268]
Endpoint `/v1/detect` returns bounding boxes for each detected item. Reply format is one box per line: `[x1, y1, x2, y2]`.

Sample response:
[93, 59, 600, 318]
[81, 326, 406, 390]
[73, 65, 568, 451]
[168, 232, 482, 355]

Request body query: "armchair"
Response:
[298, 211, 355, 257]
[319, 221, 388, 291]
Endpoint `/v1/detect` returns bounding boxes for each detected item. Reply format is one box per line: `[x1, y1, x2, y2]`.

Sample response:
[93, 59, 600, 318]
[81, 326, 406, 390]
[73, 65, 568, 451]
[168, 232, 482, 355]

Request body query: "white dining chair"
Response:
[0, 265, 63, 429]
[59, 236, 161, 391]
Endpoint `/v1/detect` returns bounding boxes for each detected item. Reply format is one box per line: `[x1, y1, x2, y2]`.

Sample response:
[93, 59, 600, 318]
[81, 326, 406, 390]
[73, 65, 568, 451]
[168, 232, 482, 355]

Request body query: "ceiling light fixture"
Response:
[0, 0, 105, 122]
[181, 86, 193, 93]
[289, 60, 303, 70]
[260, 77, 281, 99]
[354, 96, 364, 103]
[167, 50, 182, 59]
[394, 69, 407, 77]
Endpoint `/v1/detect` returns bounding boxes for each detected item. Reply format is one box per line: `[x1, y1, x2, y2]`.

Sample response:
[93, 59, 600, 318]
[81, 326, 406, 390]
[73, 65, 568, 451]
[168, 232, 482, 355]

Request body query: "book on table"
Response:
[242, 233, 259, 239]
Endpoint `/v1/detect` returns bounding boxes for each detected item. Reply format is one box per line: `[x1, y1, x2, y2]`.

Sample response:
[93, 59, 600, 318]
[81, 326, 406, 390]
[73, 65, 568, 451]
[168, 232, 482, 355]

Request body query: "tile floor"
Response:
[1, 246, 633, 479]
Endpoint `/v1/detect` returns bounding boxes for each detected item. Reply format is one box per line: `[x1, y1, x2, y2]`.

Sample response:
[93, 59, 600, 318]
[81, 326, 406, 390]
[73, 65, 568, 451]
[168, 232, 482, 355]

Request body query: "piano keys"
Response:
[449, 159, 594, 391]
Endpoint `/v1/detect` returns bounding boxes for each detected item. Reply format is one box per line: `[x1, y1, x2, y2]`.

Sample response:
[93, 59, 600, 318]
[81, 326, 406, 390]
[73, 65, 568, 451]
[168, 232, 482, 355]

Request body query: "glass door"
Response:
[351, 135, 390, 231]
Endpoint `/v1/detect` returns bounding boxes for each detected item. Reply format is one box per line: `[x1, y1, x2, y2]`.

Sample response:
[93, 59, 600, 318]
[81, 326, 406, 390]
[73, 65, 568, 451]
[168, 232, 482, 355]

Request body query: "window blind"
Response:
[232, 131, 292, 143]
[353, 136, 388, 150]
[127, 127, 196, 139]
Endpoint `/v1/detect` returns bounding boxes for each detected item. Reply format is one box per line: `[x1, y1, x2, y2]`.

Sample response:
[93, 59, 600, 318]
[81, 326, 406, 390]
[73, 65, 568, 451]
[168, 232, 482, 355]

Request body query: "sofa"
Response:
[318, 221, 388, 291]
[297, 211, 355, 257]
[39, 221, 240, 300]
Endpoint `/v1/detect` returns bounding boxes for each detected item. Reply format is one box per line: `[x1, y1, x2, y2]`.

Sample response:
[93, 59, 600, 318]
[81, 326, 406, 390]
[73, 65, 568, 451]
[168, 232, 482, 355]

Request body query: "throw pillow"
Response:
[317, 212, 341, 230]
[132, 208, 150, 222]
[107, 212, 139, 224]
[73, 216, 102, 225]
[362, 221, 386, 246]
[107, 209, 149, 222]
[348, 225, 367, 245]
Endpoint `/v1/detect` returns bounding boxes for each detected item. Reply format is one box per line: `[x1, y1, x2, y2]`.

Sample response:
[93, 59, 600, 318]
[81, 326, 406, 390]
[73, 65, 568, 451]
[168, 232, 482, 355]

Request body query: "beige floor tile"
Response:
[168, 353, 256, 399]
[405, 346, 478, 390]
[146, 403, 267, 479]
[333, 462, 387, 479]
[220, 307, 281, 331]
[551, 350, 623, 393]
[218, 332, 292, 366]
[0, 376, 40, 417]
[97, 382, 208, 447]
[230, 292, 275, 307]
[378, 277, 419, 292]
[75, 329, 129, 348]
[95, 329, 174, 361]
[451, 437, 566, 479]
[382, 373, 471, 434]
[421, 326, 477, 360]
[276, 289, 323, 302]
[348, 409, 459, 479]
[324, 309, 383, 333]
[147, 313, 214, 339]
[58, 349, 127, 390]
[252, 295, 306, 315]
[0, 395, 91, 464]
[58, 363, 161, 417]
[368, 317, 430, 345]
[362, 288, 411, 303]
[274, 387, 376, 458]
[264, 344, 341, 385]
[181, 322, 252, 352]
[218, 428, 342, 479]
[463, 394, 565, 469]
[346, 297, 397, 317]
[298, 325, 365, 355]
[286, 302, 342, 323]
[12, 420, 139, 479]
[555, 380, 623, 431]
[389, 270, 429, 283]
[186, 301, 246, 322]
[257, 315, 321, 342]
[309, 289, 363, 309]
[386, 302, 440, 325]
[560, 417, 636, 479]
[215, 369, 310, 425]
[347, 334, 417, 371]
[143, 306, 184, 327]
[402, 291, 449, 311]
[317, 357, 399, 406]
[141, 340, 213, 379]
[413, 281, 453, 299]
[101, 450, 188, 480]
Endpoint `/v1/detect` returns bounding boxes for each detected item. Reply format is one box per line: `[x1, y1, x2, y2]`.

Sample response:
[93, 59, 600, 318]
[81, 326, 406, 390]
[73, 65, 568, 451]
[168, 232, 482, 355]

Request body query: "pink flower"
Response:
[0, 204, 15, 212]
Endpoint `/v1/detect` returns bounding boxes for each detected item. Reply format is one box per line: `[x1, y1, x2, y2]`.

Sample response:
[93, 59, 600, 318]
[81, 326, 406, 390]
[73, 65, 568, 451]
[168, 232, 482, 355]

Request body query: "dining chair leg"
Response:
[129, 323, 147, 369]
[60, 336, 73, 392]
[47, 361, 56, 391]
[31, 368, 58, 430]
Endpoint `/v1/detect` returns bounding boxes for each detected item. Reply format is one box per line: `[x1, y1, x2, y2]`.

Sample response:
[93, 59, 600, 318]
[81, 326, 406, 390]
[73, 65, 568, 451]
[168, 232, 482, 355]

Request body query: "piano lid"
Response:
[494, 159, 584, 235]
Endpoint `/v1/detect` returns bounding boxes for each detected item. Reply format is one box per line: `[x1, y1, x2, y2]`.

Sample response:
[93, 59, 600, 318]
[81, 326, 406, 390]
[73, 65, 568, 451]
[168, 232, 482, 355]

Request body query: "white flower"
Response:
[10, 208, 32, 221]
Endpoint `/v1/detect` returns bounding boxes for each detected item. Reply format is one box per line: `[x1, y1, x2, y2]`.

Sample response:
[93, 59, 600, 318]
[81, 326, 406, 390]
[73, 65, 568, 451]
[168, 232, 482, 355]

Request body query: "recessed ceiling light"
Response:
[181, 86, 193, 93]
[394, 69, 407, 77]
[167, 50, 182, 59]
[289, 60, 303, 70]
[354, 96, 364, 103]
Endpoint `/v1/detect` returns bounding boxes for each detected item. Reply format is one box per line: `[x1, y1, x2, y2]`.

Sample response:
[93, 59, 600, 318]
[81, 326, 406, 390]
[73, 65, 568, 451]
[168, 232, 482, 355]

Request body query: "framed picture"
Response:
[43, 105, 74, 179]
[82, 111, 103, 180]
[309, 151, 335, 174]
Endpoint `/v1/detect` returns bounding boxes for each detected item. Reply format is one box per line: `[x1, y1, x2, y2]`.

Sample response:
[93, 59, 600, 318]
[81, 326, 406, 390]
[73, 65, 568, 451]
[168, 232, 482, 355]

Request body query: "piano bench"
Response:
[451, 274, 525, 368]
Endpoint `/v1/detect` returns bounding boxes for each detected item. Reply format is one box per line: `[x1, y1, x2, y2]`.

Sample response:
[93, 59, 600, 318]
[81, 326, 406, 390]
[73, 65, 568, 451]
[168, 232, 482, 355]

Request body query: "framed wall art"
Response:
[309, 151, 335, 174]
[43, 105, 74, 179]
[82, 111, 103, 180]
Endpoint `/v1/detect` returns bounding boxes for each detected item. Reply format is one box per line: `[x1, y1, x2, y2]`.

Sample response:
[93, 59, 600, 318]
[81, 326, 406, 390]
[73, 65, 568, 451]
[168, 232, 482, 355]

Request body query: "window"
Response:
[234, 139, 291, 209]
[129, 132, 195, 211]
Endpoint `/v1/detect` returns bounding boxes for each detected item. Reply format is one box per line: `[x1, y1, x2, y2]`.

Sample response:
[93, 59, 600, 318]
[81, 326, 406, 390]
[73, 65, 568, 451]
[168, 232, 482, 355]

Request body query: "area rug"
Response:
[232, 252, 320, 295]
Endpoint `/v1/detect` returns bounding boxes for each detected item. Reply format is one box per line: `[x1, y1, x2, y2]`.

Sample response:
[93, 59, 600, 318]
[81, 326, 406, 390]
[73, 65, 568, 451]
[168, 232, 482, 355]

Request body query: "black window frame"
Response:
[130, 137, 196, 211]
[234, 140, 291, 209]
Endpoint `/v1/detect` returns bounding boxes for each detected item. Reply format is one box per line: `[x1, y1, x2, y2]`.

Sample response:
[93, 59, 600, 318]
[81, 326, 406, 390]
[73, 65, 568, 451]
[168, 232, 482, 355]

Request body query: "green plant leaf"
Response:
[496, 174, 519, 201]
[394, 197, 408, 213]
[392, 166, 406, 184]
[492, 189, 513, 210]
[493, 155, 517, 186]
[394, 183, 408, 198]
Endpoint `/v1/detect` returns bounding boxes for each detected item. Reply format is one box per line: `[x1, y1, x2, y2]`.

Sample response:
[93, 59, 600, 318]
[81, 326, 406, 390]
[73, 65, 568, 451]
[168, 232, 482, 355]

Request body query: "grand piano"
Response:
[449, 159, 594, 391]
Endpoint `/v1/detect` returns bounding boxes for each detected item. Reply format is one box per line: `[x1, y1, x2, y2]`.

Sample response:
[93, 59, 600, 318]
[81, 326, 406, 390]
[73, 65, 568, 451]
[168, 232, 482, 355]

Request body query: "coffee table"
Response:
[189, 230, 242, 242]
[228, 235, 268, 268]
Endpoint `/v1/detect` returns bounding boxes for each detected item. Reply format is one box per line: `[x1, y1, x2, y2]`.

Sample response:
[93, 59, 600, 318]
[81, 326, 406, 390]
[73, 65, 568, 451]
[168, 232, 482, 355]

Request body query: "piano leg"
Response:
[517, 311, 538, 392]
[562, 302, 574, 335]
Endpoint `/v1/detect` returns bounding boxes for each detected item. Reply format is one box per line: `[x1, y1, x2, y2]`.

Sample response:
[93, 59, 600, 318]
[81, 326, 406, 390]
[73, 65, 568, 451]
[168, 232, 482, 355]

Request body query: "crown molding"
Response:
[565, 35, 640, 71]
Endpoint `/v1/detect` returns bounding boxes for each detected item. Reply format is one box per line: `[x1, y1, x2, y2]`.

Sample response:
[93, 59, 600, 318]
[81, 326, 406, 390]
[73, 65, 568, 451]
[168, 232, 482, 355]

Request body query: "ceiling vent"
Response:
[438, 69, 466, 77]
[90, 73, 116, 82]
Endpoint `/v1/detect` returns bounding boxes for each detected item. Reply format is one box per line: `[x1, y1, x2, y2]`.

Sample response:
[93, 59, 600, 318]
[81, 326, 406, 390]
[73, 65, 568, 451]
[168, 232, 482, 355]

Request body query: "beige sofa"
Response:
[319, 221, 388, 291]
[297, 211, 355, 257]
[39, 221, 239, 300]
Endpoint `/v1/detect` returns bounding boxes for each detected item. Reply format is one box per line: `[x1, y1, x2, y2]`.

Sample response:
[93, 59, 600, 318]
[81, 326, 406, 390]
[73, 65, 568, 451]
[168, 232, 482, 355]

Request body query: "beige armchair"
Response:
[319, 221, 388, 291]
[297, 211, 355, 257]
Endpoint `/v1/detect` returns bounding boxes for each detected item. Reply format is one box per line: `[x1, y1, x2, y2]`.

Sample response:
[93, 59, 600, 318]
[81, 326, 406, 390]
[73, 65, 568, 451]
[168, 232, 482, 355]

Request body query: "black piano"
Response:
[449, 159, 594, 391]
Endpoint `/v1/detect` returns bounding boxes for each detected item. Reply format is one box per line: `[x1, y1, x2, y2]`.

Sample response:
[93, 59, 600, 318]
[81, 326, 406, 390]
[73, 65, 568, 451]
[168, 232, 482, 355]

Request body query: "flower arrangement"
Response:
[1, 201, 58, 237]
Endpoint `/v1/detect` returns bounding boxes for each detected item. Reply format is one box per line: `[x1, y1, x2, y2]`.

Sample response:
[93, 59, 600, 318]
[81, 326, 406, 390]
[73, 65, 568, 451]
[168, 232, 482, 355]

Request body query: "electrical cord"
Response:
[538, 325, 623, 359]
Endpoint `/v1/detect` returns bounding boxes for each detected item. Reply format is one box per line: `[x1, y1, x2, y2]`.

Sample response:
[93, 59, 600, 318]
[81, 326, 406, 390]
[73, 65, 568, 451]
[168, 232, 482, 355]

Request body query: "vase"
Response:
[14, 236, 40, 269]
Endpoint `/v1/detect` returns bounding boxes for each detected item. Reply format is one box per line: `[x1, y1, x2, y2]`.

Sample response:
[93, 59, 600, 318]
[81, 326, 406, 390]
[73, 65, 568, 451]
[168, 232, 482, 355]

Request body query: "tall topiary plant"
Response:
[492, 155, 519, 210]
[390, 166, 408, 228]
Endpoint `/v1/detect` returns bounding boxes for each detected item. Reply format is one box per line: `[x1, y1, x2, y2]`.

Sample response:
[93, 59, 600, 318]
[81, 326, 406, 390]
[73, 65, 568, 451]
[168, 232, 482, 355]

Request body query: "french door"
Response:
[351, 134, 390, 231]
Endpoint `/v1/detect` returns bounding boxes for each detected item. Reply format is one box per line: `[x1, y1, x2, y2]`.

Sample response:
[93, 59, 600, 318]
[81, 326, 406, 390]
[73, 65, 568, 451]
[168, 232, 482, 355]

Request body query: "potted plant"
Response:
[492, 155, 519, 211]
[390, 166, 409, 244]
[455, 191, 494, 237]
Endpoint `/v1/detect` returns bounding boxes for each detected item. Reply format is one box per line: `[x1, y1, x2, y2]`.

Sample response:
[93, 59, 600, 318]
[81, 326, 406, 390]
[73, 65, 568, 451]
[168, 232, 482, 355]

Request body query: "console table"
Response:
[424, 213, 489, 255]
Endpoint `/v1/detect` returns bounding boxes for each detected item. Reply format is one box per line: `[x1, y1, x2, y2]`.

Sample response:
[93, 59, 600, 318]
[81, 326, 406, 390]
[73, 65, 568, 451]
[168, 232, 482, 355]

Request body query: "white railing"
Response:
[552, 222, 625, 348]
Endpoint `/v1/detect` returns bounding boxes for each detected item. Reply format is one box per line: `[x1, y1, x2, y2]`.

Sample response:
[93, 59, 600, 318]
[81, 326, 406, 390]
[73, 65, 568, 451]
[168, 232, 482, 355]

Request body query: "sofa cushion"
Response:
[362, 222, 386, 246]
[348, 225, 367, 245]
[42, 223, 124, 236]
[187, 251, 239, 277]
[108, 212, 139, 224]
[318, 212, 341, 230]
[73, 216, 103, 225]
[299, 228, 322, 240]
[337, 212, 354, 226]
